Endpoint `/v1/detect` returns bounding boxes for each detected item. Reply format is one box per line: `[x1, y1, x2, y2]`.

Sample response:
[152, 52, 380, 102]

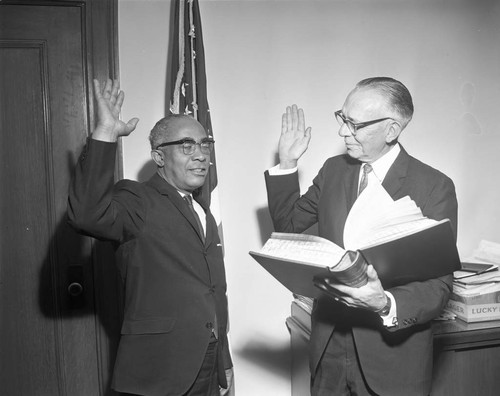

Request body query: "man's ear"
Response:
[386, 121, 402, 144]
[151, 150, 164, 167]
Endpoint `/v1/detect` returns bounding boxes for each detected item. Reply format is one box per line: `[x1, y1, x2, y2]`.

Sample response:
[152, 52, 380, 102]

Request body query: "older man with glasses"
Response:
[68, 79, 233, 396]
[265, 77, 457, 396]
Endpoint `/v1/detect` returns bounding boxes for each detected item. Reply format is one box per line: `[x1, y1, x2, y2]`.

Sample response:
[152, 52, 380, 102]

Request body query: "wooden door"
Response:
[0, 1, 122, 395]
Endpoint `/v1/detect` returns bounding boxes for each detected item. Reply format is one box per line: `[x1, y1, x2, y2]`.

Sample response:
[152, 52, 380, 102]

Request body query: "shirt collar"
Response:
[365, 143, 401, 183]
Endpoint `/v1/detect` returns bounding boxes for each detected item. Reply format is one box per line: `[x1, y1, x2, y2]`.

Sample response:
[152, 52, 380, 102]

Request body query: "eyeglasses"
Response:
[334, 110, 393, 136]
[155, 138, 215, 155]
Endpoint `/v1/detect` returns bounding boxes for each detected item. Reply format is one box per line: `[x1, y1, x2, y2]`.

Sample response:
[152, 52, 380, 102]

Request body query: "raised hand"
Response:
[92, 79, 139, 142]
[278, 104, 312, 169]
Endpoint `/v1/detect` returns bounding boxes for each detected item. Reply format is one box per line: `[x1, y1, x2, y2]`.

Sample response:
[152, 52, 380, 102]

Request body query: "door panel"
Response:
[0, 2, 121, 395]
[0, 43, 62, 396]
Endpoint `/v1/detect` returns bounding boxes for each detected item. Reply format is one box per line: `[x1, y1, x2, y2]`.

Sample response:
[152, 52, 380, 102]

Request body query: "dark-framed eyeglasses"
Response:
[155, 138, 215, 155]
[334, 110, 393, 136]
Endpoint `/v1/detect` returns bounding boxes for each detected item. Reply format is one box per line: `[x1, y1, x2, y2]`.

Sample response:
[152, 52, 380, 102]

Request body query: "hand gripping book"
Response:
[251, 186, 461, 298]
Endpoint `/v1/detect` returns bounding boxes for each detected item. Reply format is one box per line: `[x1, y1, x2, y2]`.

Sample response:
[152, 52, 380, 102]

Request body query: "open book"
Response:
[250, 183, 461, 298]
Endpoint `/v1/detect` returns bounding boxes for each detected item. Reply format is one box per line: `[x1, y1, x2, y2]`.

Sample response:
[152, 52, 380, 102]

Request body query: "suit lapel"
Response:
[344, 161, 361, 212]
[382, 146, 410, 199]
[146, 173, 207, 244]
[321, 157, 360, 247]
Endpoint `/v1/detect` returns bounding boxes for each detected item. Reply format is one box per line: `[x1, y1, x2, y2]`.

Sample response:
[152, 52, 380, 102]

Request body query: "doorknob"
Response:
[68, 264, 85, 309]
[68, 282, 84, 297]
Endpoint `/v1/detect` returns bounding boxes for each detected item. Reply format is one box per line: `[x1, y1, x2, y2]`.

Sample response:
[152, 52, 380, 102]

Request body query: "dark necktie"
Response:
[358, 163, 373, 196]
[184, 195, 205, 242]
[184, 195, 217, 337]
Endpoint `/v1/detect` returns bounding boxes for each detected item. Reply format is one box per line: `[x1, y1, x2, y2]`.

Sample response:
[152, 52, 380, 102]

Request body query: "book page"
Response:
[260, 232, 345, 267]
[472, 240, 500, 264]
[343, 182, 437, 250]
[454, 268, 500, 284]
[354, 218, 440, 249]
[453, 281, 500, 296]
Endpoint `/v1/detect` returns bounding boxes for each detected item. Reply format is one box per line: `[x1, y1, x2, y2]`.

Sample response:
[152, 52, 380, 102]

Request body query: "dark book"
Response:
[250, 219, 460, 298]
[454, 262, 499, 280]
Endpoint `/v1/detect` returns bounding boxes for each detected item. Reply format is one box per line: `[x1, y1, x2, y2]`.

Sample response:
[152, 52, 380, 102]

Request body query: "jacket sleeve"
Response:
[387, 173, 457, 331]
[264, 167, 321, 233]
[67, 138, 144, 243]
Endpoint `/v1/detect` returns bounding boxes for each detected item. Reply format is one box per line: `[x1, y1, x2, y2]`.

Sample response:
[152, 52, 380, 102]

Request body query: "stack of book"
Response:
[446, 240, 500, 323]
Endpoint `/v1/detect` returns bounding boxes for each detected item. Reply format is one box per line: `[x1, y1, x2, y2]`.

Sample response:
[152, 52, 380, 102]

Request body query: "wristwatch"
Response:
[376, 295, 392, 316]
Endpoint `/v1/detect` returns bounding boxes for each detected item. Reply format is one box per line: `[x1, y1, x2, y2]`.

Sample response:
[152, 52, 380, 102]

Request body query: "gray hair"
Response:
[149, 114, 193, 150]
[355, 77, 414, 130]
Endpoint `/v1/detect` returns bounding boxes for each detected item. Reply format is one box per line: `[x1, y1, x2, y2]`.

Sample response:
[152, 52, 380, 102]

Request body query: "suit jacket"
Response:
[265, 146, 457, 396]
[68, 139, 232, 396]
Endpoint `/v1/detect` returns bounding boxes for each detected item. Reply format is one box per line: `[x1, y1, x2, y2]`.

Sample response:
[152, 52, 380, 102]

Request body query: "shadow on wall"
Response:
[237, 339, 291, 381]
[256, 206, 275, 245]
[137, 159, 157, 182]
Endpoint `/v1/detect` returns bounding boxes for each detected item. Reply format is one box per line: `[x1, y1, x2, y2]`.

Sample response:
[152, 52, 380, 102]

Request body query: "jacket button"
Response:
[206, 322, 213, 329]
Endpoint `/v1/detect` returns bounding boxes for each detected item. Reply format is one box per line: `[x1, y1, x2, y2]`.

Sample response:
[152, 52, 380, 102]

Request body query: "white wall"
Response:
[118, 1, 500, 395]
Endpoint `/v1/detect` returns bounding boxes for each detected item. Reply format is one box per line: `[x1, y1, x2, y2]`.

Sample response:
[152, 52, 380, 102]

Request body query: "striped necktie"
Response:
[358, 163, 373, 196]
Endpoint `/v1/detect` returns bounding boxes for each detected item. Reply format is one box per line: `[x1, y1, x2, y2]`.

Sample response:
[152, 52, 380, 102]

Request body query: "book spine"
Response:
[291, 302, 312, 333]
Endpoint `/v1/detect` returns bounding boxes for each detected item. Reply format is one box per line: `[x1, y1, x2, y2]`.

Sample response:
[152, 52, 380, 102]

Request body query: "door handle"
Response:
[68, 264, 85, 309]
[68, 282, 84, 297]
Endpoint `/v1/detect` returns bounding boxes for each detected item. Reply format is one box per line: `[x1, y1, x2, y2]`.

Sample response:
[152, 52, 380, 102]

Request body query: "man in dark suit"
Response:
[68, 79, 233, 396]
[265, 77, 457, 396]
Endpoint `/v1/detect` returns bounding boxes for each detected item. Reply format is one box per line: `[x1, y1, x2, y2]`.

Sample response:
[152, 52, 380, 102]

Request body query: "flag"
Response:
[169, 0, 223, 236]
[169, 6, 234, 390]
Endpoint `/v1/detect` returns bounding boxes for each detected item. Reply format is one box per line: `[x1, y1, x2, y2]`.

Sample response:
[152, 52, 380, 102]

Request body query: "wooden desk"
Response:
[286, 301, 500, 396]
